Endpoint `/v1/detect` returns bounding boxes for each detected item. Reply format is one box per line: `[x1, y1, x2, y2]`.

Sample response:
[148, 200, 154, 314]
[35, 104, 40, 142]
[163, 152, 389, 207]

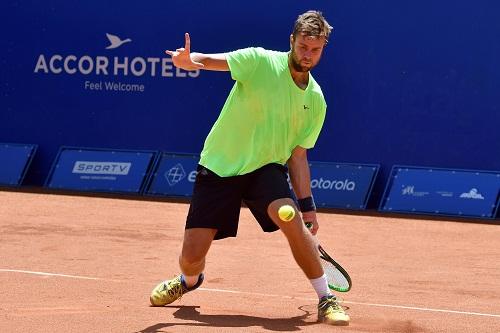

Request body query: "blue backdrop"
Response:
[2, 1, 500, 208]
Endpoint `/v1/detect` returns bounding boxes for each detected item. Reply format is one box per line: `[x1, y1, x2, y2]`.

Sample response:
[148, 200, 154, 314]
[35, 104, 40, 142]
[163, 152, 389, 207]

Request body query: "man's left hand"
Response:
[302, 210, 318, 235]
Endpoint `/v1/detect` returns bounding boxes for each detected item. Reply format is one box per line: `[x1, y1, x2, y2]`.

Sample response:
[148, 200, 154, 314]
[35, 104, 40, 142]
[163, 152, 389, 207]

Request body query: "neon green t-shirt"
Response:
[199, 47, 327, 176]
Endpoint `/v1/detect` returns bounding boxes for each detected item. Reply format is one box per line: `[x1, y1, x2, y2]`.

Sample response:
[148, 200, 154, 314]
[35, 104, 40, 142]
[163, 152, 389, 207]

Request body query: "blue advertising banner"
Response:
[0, 143, 37, 186]
[146, 157, 379, 208]
[45, 147, 158, 194]
[308, 162, 379, 209]
[379, 166, 500, 219]
[145, 153, 199, 197]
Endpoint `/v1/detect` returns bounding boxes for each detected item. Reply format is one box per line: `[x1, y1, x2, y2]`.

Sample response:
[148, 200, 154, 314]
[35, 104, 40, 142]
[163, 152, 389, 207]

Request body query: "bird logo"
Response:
[105, 33, 132, 50]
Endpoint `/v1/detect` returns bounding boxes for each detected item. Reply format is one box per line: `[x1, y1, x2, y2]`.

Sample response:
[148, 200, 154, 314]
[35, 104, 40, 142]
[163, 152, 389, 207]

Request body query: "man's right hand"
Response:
[165, 33, 205, 71]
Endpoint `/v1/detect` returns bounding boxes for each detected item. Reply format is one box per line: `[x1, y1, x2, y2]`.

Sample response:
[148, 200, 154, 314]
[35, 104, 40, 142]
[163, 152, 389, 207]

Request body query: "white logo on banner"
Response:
[33, 33, 200, 93]
[72, 161, 131, 175]
[402, 186, 414, 195]
[72, 161, 131, 180]
[436, 191, 453, 197]
[459, 188, 485, 200]
[105, 33, 132, 50]
[165, 163, 187, 186]
[310, 178, 355, 191]
[286, 174, 356, 191]
[401, 185, 429, 197]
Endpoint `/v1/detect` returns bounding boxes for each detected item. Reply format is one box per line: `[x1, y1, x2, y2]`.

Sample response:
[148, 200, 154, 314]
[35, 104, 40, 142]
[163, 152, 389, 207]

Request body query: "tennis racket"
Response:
[305, 222, 352, 292]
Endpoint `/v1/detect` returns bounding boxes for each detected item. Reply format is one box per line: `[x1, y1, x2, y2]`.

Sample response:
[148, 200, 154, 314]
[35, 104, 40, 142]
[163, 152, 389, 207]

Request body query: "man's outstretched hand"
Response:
[165, 33, 205, 71]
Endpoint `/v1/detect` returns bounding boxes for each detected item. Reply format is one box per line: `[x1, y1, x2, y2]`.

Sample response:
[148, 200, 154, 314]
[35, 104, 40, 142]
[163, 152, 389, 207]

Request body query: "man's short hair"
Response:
[293, 10, 333, 43]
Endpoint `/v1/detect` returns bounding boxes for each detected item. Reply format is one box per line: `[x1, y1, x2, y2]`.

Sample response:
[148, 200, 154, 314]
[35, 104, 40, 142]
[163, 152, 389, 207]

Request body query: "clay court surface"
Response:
[0, 190, 499, 333]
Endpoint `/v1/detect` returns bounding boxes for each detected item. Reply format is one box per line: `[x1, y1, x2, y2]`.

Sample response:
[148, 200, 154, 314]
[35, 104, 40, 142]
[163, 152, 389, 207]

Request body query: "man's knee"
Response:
[180, 228, 216, 266]
[267, 198, 301, 230]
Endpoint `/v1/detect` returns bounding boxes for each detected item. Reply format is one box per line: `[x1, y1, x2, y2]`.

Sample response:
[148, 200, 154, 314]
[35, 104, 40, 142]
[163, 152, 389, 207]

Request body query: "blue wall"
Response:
[2, 1, 500, 208]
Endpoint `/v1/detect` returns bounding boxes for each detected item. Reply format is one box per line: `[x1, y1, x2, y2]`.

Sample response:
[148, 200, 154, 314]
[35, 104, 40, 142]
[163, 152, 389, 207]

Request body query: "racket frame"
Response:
[305, 222, 352, 292]
[317, 245, 352, 292]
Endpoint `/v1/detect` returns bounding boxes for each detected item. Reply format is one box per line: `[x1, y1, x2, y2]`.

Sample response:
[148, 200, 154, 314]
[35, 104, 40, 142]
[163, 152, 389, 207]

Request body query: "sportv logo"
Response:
[311, 178, 355, 191]
[33, 33, 199, 78]
[72, 161, 131, 175]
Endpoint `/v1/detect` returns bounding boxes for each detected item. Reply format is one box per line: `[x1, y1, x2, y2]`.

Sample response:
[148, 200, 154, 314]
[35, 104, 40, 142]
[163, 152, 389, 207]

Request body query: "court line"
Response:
[0, 269, 100, 280]
[2, 269, 499, 319]
[0, 269, 123, 283]
[198, 287, 500, 318]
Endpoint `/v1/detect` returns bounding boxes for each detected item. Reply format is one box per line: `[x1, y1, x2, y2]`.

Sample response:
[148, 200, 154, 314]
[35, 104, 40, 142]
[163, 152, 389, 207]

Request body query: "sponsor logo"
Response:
[165, 163, 186, 186]
[401, 185, 429, 197]
[459, 188, 485, 200]
[33, 33, 199, 93]
[105, 33, 131, 50]
[436, 191, 454, 197]
[311, 178, 355, 191]
[34, 53, 197, 78]
[402, 186, 414, 195]
[72, 161, 131, 175]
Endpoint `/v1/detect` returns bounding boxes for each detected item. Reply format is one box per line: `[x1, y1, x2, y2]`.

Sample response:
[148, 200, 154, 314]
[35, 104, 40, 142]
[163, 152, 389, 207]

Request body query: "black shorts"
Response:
[186, 163, 293, 240]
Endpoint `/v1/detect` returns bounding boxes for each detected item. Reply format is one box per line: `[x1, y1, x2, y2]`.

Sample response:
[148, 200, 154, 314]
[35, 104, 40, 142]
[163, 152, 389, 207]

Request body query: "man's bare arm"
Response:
[165, 33, 229, 71]
[288, 146, 319, 235]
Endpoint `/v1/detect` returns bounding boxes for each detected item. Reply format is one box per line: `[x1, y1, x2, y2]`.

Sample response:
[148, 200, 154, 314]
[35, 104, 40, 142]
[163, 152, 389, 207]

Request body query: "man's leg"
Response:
[267, 198, 323, 279]
[150, 165, 242, 306]
[150, 227, 216, 306]
[267, 197, 350, 326]
[179, 227, 217, 286]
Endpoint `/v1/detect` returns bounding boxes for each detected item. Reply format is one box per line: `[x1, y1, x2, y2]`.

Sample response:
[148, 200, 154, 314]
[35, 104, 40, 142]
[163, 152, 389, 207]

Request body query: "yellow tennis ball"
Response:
[278, 205, 296, 222]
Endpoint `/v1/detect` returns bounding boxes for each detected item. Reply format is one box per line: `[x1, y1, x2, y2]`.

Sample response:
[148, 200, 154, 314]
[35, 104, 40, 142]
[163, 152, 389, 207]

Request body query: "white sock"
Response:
[310, 274, 332, 299]
[183, 274, 201, 288]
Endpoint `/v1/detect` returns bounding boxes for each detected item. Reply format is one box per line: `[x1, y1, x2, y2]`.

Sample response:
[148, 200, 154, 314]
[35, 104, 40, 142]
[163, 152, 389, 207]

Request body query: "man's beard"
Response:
[290, 48, 314, 72]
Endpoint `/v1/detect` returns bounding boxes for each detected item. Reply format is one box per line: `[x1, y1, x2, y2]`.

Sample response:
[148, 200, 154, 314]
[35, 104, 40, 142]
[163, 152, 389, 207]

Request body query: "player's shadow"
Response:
[137, 305, 314, 332]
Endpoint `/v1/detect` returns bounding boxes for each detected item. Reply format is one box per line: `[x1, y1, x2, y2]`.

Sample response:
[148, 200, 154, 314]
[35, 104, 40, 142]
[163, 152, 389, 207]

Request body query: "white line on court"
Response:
[197, 287, 500, 318]
[2, 269, 499, 319]
[0, 269, 100, 280]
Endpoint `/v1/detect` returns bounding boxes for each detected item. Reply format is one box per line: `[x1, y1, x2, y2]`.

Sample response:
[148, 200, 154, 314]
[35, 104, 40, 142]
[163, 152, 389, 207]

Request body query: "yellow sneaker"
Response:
[318, 295, 350, 326]
[150, 274, 204, 306]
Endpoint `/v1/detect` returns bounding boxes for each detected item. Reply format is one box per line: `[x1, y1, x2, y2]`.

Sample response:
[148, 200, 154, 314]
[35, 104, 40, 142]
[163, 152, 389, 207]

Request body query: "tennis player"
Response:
[150, 10, 349, 326]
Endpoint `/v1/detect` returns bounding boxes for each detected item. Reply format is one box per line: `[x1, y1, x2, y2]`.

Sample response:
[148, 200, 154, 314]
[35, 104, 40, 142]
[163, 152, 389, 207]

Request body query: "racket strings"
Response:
[321, 260, 350, 291]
